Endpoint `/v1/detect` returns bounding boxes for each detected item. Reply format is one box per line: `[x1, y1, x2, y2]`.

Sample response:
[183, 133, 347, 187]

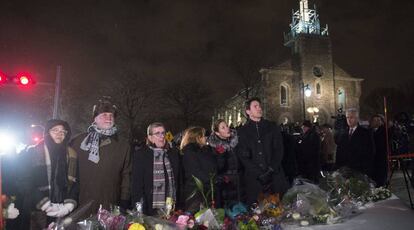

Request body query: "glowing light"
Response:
[19, 76, 29, 85]
[304, 86, 312, 97]
[0, 131, 16, 154]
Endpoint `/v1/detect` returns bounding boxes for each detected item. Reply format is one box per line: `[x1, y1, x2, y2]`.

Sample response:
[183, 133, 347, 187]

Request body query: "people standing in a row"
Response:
[370, 115, 388, 187]
[180, 127, 217, 212]
[296, 120, 321, 183]
[71, 98, 131, 219]
[319, 124, 336, 171]
[335, 108, 375, 178]
[237, 97, 289, 205]
[19, 119, 78, 230]
[131, 122, 180, 215]
[207, 119, 241, 208]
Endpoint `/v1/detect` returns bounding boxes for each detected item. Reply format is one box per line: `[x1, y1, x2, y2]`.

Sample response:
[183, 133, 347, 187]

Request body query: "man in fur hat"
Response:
[71, 97, 131, 218]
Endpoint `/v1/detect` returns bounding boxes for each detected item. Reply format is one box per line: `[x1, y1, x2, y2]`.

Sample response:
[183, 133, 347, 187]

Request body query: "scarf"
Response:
[45, 136, 68, 203]
[207, 129, 239, 151]
[80, 122, 117, 163]
[149, 146, 176, 209]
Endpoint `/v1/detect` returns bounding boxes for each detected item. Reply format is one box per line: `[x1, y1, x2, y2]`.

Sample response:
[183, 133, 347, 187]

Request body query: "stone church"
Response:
[214, 0, 363, 126]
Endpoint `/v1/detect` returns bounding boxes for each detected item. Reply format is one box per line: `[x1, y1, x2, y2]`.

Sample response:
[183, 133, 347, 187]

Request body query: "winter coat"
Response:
[19, 142, 78, 229]
[181, 143, 217, 211]
[207, 130, 241, 207]
[297, 128, 321, 182]
[71, 133, 131, 218]
[335, 125, 375, 178]
[372, 126, 388, 187]
[131, 145, 180, 215]
[237, 119, 289, 205]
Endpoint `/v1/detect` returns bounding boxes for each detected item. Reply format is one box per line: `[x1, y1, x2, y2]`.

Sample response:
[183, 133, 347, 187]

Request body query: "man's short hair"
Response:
[244, 97, 261, 110]
[147, 122, 165, 136]
[346, 108, 359, 117]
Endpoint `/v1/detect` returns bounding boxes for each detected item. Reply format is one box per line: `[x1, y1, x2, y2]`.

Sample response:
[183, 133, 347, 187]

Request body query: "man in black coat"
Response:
[237, 97, 289, 205]
[131, 122, 180, 216]
[335, 108, 375, 179]
[297, 120, 321, 183]
[370, 115, 388, 187]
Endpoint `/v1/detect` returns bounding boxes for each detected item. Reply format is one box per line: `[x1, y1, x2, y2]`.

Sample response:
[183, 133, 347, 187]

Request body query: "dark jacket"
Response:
[237, 119, 289, 205]
[71, 133, 131, 218]
[19, 142, 79, 229]
[181, 143, 217, 211]
[207, 130, 241, 207]
[297, 128, 321, 182]
[335, 125, 375, 178]
[131, 145, 180, 215]
[372, 126, 388, 187]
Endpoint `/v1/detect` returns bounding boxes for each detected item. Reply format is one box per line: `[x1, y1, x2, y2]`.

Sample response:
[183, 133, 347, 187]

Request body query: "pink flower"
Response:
[176, 215, 189, 226]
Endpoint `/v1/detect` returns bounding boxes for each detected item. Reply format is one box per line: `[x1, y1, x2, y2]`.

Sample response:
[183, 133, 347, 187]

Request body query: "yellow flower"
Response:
[165, 131, 174, 142]
[128, 223, 145, 230]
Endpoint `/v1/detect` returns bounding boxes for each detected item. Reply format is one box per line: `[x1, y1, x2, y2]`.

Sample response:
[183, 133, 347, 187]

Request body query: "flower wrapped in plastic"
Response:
[97, 205, 126, 230]
[282, 179, 337, 226]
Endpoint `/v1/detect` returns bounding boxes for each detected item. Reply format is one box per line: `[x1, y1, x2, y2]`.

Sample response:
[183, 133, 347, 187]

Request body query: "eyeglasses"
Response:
[50, 129, 68, 135]
[151, 132, 166, 137]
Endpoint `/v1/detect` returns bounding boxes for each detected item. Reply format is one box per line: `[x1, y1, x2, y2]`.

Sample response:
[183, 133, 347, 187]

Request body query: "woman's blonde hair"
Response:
[180, 126, 206, 150]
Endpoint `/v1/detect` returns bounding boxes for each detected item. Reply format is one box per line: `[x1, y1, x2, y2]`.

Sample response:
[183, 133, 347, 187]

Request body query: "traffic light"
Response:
[0, 72, 7, 84]
[15, 72, 35, 86]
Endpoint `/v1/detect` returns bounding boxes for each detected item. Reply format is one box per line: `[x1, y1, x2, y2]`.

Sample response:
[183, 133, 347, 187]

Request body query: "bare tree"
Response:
[162, 78, 214, 130]
[105, 72, 159, 143]
[228, 46, 264, 100]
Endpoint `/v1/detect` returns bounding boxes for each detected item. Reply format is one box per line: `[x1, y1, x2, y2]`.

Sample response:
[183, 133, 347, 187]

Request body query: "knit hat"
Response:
[92, 96, 117, 119]
[44, 119, 72, 143]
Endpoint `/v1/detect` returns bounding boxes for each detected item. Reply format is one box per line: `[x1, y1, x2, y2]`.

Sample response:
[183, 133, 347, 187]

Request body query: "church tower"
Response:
[283, 0, 335, 123]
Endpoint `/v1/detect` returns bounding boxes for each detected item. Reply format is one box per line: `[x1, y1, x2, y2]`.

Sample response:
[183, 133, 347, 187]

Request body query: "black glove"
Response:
[257, 167, 274, 186]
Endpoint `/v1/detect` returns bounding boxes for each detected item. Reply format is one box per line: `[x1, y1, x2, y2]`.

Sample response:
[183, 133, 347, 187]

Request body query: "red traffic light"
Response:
[15, 73, 35, 86]
[0, 72, 7, 84]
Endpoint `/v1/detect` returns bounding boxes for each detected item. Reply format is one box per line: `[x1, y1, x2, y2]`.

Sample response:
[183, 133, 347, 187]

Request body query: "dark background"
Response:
[0, 0, 413, 141]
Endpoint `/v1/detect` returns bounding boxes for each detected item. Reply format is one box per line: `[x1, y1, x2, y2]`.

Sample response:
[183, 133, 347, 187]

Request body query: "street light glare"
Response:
[0, 131, 16, 154]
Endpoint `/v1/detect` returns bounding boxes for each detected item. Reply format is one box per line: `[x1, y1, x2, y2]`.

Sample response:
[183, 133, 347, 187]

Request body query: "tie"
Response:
[349, 128, 354, 139]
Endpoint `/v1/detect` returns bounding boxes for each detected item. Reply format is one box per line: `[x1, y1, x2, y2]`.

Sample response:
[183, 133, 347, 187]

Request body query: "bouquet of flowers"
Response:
[282, 179, 337, 226]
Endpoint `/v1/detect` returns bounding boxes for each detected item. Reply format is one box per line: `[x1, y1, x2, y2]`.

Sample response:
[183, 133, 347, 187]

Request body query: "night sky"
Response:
[1, 0, 413, 121]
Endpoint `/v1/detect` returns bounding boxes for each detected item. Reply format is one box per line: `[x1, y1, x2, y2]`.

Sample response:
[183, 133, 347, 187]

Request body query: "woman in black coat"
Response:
[131, 122, 180, 216]
[180, 126, 218, 212]
[207, 119, 240, 208]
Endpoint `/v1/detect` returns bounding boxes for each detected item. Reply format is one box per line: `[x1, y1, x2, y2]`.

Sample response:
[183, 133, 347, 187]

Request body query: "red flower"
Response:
[215, 145, 225, 154]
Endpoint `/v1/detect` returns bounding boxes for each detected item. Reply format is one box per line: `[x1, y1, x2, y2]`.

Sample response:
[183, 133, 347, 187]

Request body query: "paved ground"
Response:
[388, 169, 414, 209]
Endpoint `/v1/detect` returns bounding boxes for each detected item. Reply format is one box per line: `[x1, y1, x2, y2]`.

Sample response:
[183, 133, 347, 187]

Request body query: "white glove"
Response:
[40, 200, 51, 211]
[46, 203, 74, 218]
[6, 203, 20, 219]
[45, 203, 61, 213]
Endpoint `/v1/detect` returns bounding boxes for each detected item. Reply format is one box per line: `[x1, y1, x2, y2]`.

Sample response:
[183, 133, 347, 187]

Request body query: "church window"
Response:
[316, 83, 321, 95]
[338, 88, 346, 109]
[280, 84, 289, 106]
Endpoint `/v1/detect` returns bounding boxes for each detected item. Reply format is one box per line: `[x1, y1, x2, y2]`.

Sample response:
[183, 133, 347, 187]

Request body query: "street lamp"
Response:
[304, 85, 312, 97]
[307, 107, 320, 123]
[302, 83, 312, 120]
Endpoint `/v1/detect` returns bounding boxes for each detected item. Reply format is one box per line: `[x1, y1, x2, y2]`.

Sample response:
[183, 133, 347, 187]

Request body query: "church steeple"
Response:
[284, 0, 328, 47]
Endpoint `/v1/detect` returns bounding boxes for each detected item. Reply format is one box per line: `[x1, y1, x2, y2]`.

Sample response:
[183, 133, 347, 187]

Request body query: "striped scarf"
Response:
[150, 146, 176, 209]
[80, 122, 117, 163]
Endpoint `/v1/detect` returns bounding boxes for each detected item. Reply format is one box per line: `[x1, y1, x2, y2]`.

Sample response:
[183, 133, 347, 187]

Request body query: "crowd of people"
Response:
[3, 96, 413, 229]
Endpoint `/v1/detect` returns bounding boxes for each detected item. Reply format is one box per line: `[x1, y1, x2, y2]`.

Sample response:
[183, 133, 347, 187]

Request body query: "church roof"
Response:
[334, 64, 364, 81]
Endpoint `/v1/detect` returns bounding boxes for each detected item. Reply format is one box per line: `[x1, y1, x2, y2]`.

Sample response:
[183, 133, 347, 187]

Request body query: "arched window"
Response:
[280, 84, 289, 106]
[338, 88, 346, 109]
[316, 83, 321, 95]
